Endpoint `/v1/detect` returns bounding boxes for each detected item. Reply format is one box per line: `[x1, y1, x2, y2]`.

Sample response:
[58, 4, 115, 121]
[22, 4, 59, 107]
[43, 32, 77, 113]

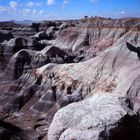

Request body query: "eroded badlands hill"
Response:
[0, 17, 140, 140]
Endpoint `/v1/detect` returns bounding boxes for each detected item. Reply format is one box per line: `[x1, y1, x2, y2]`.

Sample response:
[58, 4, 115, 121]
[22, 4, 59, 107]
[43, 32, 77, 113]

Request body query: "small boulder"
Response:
[46, 26, 56, 39]
[4, 37, 28, 54]
[43, 46, 68, 59]
[33, 31, 48, 41]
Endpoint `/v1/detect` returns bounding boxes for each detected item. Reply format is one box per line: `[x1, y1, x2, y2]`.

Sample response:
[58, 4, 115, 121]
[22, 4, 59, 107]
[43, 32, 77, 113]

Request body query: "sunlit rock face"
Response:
[0, 17, 140, 140]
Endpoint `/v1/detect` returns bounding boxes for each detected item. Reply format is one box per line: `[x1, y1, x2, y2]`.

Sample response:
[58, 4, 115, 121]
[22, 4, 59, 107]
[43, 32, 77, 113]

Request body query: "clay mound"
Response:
[3, 37, 28, 55]
[46, 41, 140, 139]
[53, 17, 140, 54]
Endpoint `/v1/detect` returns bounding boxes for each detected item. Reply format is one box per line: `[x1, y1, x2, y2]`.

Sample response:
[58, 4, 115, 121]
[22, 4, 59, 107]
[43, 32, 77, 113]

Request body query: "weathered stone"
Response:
[0, 30, 13, 43]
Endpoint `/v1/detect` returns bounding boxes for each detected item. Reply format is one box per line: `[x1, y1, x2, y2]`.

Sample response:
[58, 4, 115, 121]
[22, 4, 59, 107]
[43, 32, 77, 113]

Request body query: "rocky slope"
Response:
[0, 17, 140, 140]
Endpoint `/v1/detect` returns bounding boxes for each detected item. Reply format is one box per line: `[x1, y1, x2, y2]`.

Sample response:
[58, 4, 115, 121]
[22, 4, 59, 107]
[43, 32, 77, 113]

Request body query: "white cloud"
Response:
[22, 8, 31, 15]
[27, 2, 34, 6]
[90, 0, 98, 3]
[26, 1, 41, 7]
[0, 5, 5, 13]
[62, 0, 70, 10]
[9, 1, 18, 10]
[64, 0, 69, 4]
[47, 0, 55, 5]
[120, 11, 125, 14]
[115, 11, 126, 16]
[22, 8, 46, 16]
[32, 9, 37, 15]
[38, 10, 45, 15]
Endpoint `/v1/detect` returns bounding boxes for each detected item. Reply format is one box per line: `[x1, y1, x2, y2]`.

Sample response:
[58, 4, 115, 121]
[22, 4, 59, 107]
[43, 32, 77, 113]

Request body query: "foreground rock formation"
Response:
[0, 17, 140, 140]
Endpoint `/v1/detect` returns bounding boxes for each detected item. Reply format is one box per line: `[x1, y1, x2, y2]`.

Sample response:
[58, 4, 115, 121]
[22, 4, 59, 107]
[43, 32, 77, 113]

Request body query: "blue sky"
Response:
[0, 0, 140, 21]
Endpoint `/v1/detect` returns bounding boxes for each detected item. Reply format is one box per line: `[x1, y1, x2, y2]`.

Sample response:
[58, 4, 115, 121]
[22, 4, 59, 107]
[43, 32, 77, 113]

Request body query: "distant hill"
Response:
[9, 20, 39, 25]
